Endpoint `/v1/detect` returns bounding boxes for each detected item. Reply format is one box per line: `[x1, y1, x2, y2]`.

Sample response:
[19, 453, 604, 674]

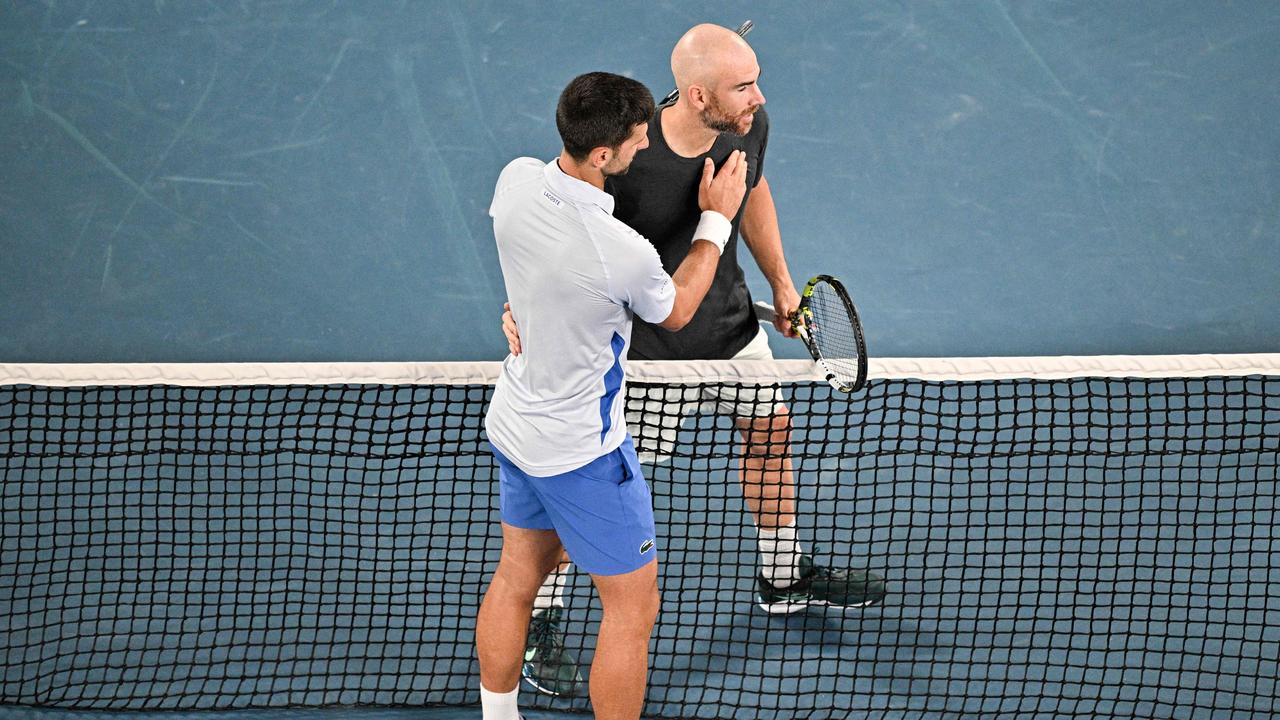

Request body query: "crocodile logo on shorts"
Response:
[639, 539, 654, 554]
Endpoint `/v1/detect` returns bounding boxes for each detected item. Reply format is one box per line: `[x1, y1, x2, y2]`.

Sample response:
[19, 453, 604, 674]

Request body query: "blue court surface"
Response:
[1, 2, 1277, 361]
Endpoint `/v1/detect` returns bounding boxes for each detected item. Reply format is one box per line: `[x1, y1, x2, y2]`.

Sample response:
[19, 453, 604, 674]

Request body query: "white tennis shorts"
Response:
[626, 327, 784, 463]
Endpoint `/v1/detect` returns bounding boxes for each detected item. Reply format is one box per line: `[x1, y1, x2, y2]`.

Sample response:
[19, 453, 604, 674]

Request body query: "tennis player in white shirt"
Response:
[476, 71, 747, 720]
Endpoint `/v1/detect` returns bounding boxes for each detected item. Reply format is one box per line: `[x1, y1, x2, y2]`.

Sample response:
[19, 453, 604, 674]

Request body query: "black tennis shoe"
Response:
[521, 607, 584, 697]
[756, 555, 886, 614]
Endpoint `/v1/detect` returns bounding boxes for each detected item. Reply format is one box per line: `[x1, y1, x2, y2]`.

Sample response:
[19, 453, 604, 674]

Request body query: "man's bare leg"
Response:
[736, 404, 888, 610]
[735, 405, 796, 529]
[477, 524, 565, 694]
[589, 559, 660, 720]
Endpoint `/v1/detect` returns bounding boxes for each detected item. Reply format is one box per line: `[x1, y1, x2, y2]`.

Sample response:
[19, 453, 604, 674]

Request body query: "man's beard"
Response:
[602, 155, 632, 177]
[700, 94, 757, 136]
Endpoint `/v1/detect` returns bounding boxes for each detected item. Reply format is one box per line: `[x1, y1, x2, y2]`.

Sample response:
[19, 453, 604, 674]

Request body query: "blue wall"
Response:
[2, 1, 1277, 361]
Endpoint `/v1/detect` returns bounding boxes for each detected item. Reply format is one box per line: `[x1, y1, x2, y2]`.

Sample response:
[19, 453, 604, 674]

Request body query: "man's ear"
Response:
[588, 146, 612, 170]
[685, 84, 709, 109]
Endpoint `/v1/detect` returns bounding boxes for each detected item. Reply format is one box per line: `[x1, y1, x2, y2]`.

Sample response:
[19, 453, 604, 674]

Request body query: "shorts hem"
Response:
[499, 517, 556, 532]
[578, 553, 658, 577]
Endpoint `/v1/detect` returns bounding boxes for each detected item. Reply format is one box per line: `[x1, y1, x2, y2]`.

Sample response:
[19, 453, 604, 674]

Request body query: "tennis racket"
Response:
[754, 275, 869, 393]
[660, 20, 755, 105]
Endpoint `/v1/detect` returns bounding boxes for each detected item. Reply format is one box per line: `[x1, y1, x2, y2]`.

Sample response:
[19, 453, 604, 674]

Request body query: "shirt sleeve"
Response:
[601, 221, 676, 324]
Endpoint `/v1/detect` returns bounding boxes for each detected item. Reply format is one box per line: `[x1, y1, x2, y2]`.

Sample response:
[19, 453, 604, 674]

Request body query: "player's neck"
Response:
[660, 102, 720, 158]
[556, 152, 605, 190]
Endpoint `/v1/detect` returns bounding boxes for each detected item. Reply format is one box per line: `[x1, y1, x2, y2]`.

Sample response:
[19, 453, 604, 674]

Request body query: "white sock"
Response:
[480, 684, 520, 720]
[533, 564, 569, 612]
[757, 522, 802, 587]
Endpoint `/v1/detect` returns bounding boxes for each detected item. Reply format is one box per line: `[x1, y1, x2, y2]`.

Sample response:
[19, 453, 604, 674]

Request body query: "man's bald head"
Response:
[669, 23, 766, 137]
[670, 23, 757, 95]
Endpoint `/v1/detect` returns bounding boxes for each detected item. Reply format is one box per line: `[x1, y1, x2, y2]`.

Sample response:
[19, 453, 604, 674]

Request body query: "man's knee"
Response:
[595, 562, 660, 625]
[614, 585, 659, 632]
[609, 584, 659, 630]
[736, 404, 792, 455]
[632, 579, 660, 621]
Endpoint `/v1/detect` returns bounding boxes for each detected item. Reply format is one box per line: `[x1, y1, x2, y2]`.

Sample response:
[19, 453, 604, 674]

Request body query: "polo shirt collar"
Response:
[543, 159, 615, 214]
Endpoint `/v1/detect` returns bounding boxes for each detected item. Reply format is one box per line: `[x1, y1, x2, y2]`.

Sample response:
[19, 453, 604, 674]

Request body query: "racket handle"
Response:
[753, 301, 777, 323]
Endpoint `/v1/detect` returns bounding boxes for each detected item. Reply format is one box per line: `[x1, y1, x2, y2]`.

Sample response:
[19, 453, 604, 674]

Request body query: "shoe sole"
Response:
[521, 663, 582, 697]
[756, 597, 882, 614]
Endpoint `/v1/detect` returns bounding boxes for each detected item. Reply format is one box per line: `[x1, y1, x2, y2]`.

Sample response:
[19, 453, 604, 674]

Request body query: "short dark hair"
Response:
[556, 72, 655, 161]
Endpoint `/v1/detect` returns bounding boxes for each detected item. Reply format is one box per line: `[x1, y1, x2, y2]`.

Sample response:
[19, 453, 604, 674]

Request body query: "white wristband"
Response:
[692, 210, 732, 255]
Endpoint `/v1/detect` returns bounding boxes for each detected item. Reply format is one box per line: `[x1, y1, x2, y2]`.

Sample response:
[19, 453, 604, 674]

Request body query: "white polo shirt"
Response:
[485, 157, 676, 476]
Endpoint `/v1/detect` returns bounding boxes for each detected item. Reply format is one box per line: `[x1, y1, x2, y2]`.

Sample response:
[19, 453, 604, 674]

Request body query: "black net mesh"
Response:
[1, 371, 1278, 719]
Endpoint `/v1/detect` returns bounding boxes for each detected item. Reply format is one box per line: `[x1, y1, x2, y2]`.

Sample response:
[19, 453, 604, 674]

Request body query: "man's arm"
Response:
[739, 175, 801, 337]
[658, 240, 721, 331]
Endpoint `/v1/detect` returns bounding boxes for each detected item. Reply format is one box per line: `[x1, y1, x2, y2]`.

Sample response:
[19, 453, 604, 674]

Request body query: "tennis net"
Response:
[2, 355, 1278, 719]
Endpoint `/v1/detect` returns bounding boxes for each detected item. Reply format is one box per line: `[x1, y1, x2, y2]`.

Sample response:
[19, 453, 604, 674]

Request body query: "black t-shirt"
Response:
[606, 104, 769, 360]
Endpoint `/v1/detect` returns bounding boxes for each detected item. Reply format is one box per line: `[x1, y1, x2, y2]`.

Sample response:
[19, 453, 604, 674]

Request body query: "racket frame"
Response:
[797, 275, 868, 392]
[754, 275, 868, 393]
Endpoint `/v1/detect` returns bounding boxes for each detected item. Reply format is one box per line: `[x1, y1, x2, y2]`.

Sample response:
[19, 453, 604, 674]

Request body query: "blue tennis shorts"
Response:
[493, 437, 658, 576]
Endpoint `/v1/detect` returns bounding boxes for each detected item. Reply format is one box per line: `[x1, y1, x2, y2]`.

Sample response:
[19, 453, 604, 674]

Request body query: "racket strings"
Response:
[807, 283, 862, 379]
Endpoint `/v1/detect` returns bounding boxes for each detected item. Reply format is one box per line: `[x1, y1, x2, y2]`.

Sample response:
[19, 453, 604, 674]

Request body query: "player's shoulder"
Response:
[491, 157, 550, 219]
[581, 204, 638, 242]
[494, 157, 546, 192]
[581, 207, 657, 258]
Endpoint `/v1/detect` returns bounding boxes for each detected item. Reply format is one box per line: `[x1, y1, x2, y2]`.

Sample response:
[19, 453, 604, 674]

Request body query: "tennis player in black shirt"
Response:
[503, 24, 887, 697]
